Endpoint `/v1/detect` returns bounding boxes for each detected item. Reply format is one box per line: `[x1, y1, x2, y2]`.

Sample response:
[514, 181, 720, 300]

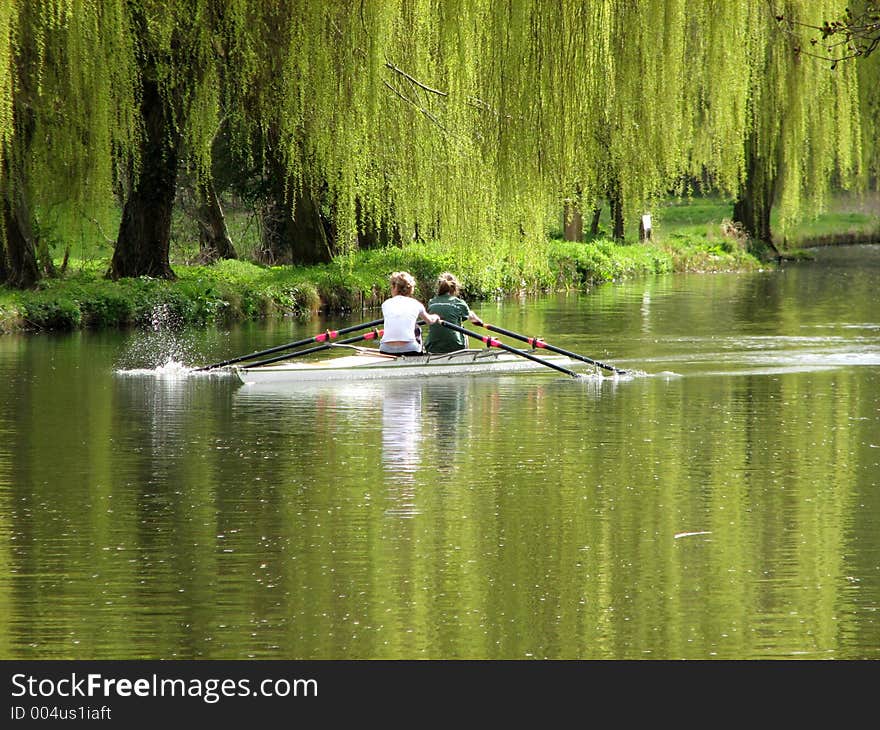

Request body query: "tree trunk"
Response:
[563, 201, 583, 242]
[733, 132, 779, 256]
[608, 177, 625, 241]
[589, 207, 601, 237]
[1, 195, 40, 289]
[195, 179, 237, 262]
[108, 77, 179, 280]
[260, 185, 334, 265]
[1, 100, 49, 287]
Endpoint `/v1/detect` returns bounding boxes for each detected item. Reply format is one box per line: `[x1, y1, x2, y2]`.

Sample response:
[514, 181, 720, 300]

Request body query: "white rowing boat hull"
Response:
[234, 349, 578, 384]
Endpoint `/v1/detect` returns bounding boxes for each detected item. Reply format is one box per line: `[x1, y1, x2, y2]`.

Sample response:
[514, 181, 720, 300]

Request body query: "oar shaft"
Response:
[437, 321, 580, 377]
[478, 322, 627, 375]
[195, 317, 384, 370]
[243, 329, 384, 368]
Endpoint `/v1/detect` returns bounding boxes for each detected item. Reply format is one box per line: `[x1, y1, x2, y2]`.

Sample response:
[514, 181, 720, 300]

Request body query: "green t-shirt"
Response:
[425, 294, 471, 353]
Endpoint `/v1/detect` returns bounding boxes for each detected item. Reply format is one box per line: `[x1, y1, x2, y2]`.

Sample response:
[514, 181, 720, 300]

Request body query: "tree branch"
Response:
[774, 3, 880, 65]
[382, 80, 447, 130]
[384, 62, 448, 96]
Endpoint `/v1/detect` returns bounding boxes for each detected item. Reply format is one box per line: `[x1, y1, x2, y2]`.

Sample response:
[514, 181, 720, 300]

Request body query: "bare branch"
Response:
[384, 62, 448, 96]
[382, 80, 447, 131]
[774, 2, 880, 64]
[78, 209, 116, 246]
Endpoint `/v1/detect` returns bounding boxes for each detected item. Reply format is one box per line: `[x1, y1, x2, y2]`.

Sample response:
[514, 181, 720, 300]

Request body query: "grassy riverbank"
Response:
[1, 194, 876, 333]
[0, 236, 761, 333]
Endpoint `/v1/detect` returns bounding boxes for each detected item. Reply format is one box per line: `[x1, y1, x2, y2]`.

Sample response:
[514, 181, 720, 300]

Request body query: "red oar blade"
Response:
[478, 322, 628, 375]
[436, 320, 581, 378]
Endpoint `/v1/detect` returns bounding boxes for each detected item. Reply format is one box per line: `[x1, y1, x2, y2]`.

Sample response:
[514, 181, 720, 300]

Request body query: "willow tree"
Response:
[841, 2, 880, 189]
[216, 0, 869, 265]
[469, 1, 752, 245]
[733, 0, 862, 249]
[0, 0, 39, 288]
[858, 40, 880, 187]
[2, 0, 872, 286]
[213, 1, 520, 265]
[107, 0, 226, 279]
[0, 1, 137, 289]
[231, 1, 341, 265]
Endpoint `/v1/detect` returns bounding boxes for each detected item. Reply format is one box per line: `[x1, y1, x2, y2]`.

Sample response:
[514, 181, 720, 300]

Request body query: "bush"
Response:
[547, 239, 673, 287]
[0, 230, 763, 333]
[78, 286, 135, 327]
[20, 295, 82, 330]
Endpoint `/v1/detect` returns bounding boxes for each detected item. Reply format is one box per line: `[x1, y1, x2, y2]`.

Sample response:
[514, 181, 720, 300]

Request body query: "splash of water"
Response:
[114, 315, 204, 373]
[116, 358, 194, 378]
[145, 303, 182, 332]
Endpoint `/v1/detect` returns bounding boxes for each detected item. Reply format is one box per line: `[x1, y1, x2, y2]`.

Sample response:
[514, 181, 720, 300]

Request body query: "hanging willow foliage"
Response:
[29, 0, 139, 224]
[0, 0, 138, 284]
[858, 43, 880, 184]
[0, 0, 874, 287]
[738, 0, 863, 238]
[0, 3, 14, 173]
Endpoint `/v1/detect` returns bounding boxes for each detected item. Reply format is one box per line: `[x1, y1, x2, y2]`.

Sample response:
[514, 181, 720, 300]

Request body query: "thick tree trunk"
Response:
[1, 101, 51, 287]
[195, 179, 236, 262]
[563, 201, 583, 242]
[733, 133, 780, 257]
[1, 195, 40, 289]
[108, 77, 179, 280]
[260, 172, 333, 265]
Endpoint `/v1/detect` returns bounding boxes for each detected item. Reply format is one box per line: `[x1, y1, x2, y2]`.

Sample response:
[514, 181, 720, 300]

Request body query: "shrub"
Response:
[20, 295, 82, 330]
[0, 228, 763, 333]
[78, 286, 135, 327]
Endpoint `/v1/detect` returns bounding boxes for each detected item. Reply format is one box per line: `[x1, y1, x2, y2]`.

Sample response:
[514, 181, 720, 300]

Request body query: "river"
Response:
[1, 245, 878, 659]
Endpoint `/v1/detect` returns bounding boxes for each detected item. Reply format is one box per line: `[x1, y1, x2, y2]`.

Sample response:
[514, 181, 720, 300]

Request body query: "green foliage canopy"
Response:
[0, 0, 874, 285]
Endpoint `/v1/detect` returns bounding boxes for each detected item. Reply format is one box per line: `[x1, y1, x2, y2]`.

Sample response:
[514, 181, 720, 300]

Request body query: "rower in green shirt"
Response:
[425, 272, 484, 354]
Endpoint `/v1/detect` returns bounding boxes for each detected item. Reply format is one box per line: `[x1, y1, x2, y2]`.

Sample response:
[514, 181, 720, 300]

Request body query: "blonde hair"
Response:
[436, 272, 460, 296]
[389, 271, 415, 296]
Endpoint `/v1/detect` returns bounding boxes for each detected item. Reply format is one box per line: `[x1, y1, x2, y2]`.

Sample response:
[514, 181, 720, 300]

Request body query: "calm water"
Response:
[1, 245, 878, 659]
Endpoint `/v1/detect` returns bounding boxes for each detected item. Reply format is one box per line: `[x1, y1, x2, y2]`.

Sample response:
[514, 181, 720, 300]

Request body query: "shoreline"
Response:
[0, 234, 875, 335]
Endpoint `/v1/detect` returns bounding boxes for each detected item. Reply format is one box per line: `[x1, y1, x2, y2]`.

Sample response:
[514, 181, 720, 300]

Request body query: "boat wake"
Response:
[629, 332, 880, 378]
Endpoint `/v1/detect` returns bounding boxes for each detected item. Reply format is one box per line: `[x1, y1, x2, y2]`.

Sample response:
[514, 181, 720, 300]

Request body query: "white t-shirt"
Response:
[381, 295, 426, 345]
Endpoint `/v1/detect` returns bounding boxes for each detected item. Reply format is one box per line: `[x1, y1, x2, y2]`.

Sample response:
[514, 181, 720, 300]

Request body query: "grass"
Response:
[650, 192, 880, 248]
[1, 192, 876, 333]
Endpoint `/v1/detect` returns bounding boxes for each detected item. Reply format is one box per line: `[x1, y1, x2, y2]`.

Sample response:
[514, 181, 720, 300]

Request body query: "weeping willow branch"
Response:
[383, 60, 508, 129]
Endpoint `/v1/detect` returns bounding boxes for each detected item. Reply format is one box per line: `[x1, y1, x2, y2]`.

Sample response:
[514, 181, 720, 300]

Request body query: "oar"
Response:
[243, 329, 384, 368]
[475, 321, 628, 375]
[436, 320, 582, 378]
[194, 318, 384, 371]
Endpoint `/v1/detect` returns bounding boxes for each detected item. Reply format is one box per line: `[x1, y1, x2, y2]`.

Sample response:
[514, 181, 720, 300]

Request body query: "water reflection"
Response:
[113, 367, 235, 485]
[380, 382, 423, 491]
[420, 380, 468, 474]
[233, 376, 486, 529]
[2, 245, 880, 659]
[234, 377, 473, 491]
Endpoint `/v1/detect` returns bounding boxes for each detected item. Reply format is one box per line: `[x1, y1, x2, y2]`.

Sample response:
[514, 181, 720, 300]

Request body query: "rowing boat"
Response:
[234, 347, 580, 384]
